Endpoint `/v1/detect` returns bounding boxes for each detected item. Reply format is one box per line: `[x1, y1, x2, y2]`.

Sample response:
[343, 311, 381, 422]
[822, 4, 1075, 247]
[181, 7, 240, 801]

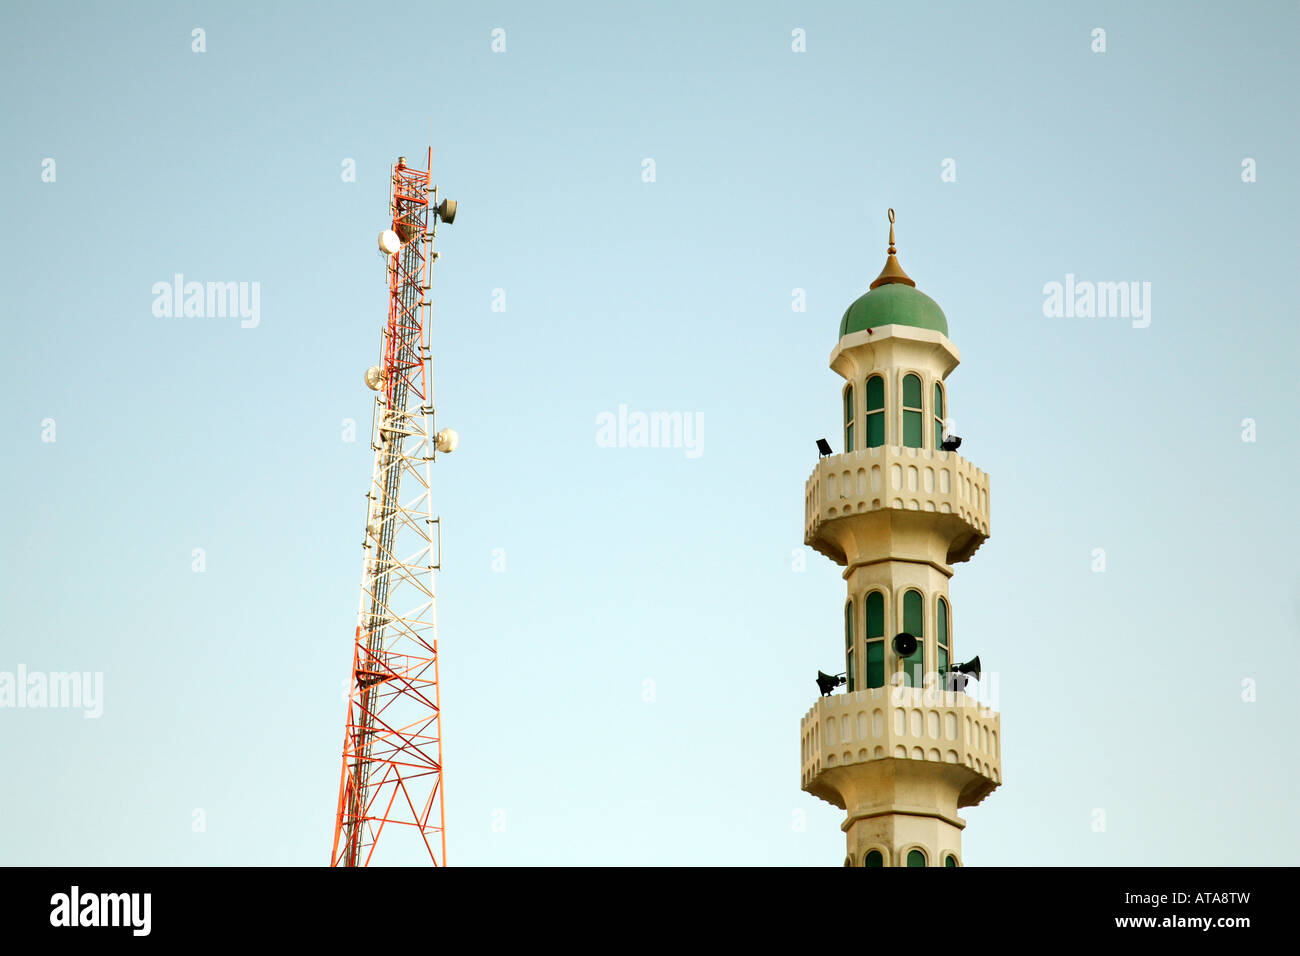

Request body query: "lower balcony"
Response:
[800, 685, 1001, 809]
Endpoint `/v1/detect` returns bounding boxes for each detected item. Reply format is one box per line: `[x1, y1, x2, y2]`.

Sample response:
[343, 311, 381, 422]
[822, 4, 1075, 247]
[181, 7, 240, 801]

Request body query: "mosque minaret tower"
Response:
[800, 210, 1002, 867]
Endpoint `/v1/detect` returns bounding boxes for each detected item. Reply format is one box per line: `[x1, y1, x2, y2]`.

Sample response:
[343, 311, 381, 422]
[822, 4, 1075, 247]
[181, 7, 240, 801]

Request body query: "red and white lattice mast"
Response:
[332, 149, 458, 867]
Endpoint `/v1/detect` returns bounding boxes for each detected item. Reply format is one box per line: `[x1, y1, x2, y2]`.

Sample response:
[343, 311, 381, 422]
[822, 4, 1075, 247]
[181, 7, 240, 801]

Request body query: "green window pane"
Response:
[933, 383, 945, 449]
[865, 375, 885, 412]
[938, 646, 948, 679]
[902, 590, 924, 687]
[902, 374, 921, 409]
[844, 386, 855, 452]
[846, 649, 855, 692]
[907, 849, 926, 867]
[865, 412, 884, 447]
[904, 642, 923, 687]
[865, 850, 884, 867]
[903, 410, 922, 447]
[903, 591, 923, 636]
[937, 597, 948, 648]
[866, 641, 884, 688]
[845, 601, 854, 649]
[865, 592, 884, 639]
[944, 854, 957, 868]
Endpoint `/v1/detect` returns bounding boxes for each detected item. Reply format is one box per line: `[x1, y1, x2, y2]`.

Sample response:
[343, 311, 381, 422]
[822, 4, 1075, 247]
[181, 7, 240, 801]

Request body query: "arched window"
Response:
[844, 385, 855, 453]
[902, 374, 923, 448]
[864, 850, 884, 867]
[937, 596, 950, 688]
[906, 849, 927, 867]
[844, 856, 853, 867]
[864, 375, 885, 447]
[844, 599, 856, 692]
[902, 589, 924, 687]
[865, 591, 886, 688]
[944, 854, 959, 868]
[933, 382, 945, 449]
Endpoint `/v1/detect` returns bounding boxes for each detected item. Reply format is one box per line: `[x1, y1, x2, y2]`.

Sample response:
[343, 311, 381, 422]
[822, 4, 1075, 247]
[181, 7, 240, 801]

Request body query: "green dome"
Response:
[839, 282, 948, 338]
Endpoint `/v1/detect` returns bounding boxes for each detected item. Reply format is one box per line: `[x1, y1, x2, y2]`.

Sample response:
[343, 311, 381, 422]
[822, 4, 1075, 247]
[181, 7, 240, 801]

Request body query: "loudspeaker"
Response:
[892, 632, 918, 657]
[953, 656, 981, 681]
[816, 671, 846, 696]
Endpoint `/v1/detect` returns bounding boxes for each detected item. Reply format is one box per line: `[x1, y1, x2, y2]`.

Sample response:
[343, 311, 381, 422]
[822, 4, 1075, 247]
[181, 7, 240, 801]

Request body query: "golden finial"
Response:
[870, 207, 916, 290]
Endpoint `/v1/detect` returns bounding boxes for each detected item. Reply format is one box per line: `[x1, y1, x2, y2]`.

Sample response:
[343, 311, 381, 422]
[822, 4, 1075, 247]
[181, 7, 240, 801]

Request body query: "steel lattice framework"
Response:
[332, 150, 449, 867]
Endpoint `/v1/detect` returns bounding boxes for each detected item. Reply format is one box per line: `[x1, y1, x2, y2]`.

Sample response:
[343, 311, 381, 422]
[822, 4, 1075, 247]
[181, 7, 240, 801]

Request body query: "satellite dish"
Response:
[363, 366, 383, 391]
[436, 198, 457, 224]
[435, 428, 459, 454]
[378, 229, 402, 255]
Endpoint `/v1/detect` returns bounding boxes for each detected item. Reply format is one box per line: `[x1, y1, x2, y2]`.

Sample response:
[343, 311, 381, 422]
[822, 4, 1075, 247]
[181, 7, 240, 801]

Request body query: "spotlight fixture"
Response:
[940, 435, 962, 452]
[816, 438, 832, 458]
[816, 670, 847, 696]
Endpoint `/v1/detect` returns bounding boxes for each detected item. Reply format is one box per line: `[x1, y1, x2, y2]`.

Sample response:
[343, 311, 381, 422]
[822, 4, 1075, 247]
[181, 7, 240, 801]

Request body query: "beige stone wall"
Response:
[830, 325, 960, 455]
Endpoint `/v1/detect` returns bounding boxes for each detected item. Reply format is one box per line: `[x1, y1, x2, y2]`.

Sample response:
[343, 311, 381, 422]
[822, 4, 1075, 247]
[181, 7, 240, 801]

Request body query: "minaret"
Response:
[800, 210, 1001, 867]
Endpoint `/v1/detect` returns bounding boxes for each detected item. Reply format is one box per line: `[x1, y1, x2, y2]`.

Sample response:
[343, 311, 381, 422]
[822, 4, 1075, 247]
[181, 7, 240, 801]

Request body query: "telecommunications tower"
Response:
[331, 150, 458, 867]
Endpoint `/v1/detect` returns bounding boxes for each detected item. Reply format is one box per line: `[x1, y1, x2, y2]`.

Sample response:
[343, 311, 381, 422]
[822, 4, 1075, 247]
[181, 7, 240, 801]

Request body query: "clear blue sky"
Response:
[1, 1, 1296, 866]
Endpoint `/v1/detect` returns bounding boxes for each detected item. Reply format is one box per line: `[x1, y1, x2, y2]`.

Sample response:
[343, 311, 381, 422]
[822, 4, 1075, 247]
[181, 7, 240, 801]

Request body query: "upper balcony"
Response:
[804, 447, 990, 566]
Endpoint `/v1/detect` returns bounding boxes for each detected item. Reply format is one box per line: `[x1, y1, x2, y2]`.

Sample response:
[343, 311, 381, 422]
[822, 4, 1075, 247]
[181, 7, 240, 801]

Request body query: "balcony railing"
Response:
[804, 446, 990, 564]
[800, 685, 1001, 809]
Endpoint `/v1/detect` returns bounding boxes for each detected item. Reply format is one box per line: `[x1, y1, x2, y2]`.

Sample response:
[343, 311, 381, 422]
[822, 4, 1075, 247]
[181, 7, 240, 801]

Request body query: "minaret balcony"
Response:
[800, 686, 1001, 810]
[804, 447, 990, 565]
